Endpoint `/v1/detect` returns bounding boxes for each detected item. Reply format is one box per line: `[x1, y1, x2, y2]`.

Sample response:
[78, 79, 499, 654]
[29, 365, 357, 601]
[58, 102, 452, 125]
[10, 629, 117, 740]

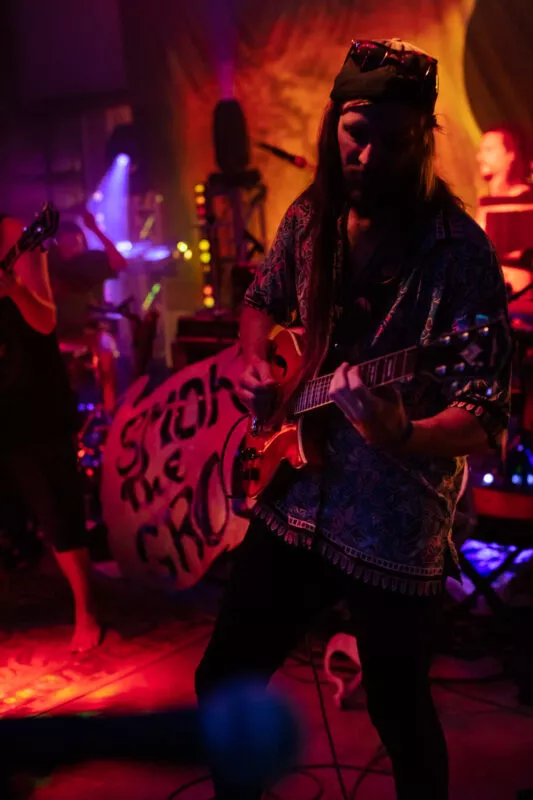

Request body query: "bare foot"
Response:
[70, 615, 102, 653]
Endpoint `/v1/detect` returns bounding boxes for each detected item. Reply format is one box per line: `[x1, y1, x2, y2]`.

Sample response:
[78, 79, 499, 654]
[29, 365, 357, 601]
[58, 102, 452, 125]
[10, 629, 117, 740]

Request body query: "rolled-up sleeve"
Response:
[243, 205, 297, 325]
[443, 238, 512, 448]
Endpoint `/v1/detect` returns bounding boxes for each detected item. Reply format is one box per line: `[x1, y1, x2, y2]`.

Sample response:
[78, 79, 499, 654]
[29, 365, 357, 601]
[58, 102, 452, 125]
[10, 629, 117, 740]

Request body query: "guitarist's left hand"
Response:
[329, 362, 409, 450]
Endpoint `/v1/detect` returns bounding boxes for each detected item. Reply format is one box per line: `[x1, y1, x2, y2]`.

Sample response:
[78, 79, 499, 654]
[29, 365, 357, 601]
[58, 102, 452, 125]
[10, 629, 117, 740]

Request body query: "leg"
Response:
[347, 582, 448, 800]
[9, 439, 101, 652]
[54, 548, 100, 652]
[196, 518, 341, 798]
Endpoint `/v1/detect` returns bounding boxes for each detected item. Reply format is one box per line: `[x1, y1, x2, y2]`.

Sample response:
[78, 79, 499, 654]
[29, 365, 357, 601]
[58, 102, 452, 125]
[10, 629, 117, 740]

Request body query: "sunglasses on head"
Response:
[348, 40, 437, 83]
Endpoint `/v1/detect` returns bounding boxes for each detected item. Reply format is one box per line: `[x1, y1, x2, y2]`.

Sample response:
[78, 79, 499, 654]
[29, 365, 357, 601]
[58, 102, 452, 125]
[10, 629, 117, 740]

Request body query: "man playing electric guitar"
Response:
[0, 212, 101, 652]
[196, 40, 512, 800]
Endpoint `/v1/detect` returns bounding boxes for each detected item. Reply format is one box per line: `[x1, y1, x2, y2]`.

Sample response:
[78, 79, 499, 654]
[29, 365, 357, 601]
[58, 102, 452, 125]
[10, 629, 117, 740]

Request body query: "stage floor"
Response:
[1, 556, 533, 800]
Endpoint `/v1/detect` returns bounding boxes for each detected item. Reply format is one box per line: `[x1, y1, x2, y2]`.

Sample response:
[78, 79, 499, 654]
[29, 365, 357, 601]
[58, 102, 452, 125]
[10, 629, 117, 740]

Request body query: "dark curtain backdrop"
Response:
[119, 0, 533, 243]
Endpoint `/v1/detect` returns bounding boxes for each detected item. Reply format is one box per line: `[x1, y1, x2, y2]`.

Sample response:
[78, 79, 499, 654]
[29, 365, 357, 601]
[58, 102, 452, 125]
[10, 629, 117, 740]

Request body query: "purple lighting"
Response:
[204, 0, 236, 99]
[145, 245, 171, 262]
[86, 154, 131, 249]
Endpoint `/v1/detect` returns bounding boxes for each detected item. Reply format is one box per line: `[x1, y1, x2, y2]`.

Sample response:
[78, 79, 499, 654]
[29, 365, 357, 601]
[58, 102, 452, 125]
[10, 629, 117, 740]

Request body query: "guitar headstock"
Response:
[417, 315, 511, 390]
[18, 203, 59, 254]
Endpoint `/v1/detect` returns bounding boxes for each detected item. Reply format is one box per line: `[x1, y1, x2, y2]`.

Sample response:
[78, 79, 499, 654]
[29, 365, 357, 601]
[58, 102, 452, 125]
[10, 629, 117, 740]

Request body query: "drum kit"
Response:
[466, 251, 533, 521]
[59, 298, 160, 537]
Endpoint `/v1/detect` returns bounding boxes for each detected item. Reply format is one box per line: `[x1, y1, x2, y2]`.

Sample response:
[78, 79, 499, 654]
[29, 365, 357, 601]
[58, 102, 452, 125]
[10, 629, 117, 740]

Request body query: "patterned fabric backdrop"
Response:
[121, 0, 533, 247]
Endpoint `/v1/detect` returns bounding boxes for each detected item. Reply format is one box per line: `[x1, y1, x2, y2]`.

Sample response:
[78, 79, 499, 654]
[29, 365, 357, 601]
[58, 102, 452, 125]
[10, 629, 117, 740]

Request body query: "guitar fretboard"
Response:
[291, 347, 418, 416]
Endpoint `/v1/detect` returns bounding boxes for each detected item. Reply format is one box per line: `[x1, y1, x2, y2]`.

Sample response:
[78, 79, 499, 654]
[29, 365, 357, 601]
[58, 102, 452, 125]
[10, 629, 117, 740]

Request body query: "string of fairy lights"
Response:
[168, 182, 215, 310]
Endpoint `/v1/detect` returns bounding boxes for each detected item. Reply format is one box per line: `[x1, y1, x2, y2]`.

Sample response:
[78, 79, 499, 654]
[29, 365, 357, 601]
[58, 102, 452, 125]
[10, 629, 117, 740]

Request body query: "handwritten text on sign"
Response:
[101, 345, 250, 589]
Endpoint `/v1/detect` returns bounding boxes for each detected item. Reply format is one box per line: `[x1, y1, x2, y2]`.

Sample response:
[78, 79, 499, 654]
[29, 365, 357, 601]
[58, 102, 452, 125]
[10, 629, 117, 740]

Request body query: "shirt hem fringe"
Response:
[254, 504, 443, 597]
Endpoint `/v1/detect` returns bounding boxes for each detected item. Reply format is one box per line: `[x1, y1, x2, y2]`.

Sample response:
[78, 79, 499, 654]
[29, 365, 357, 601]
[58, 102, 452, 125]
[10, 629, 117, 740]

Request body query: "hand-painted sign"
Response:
[101, 345, 250, 589]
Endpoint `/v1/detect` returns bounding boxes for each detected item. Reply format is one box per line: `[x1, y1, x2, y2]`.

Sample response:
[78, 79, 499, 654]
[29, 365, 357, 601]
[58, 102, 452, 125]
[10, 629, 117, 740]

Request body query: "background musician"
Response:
[0, 214, 101, 653]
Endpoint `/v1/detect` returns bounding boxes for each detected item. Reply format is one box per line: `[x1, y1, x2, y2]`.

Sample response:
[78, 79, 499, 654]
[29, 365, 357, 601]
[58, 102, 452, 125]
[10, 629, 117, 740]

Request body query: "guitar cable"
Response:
[219, 414, 251, 501]
[306, 634, 350, 800]
[165, 634, 389, 800]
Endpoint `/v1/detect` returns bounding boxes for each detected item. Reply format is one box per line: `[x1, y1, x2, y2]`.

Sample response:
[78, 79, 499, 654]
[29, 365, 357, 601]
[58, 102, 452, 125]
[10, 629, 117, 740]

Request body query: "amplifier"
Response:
[172, 313, 239, 370]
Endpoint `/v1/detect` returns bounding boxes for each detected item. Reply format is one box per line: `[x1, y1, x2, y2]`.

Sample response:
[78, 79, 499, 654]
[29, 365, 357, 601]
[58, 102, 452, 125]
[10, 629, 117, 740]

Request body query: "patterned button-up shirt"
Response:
[243, 194, 511, 595]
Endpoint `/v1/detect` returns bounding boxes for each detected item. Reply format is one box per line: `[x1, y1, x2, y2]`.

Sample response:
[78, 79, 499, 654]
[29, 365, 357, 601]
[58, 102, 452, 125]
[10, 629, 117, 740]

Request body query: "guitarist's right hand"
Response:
[237, 357, 278, 422]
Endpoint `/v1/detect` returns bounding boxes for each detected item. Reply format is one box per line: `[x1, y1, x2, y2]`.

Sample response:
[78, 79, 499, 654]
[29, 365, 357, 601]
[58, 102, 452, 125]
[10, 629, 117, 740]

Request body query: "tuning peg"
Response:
[454, 363, 466, 373]
[435, 365, 447, 376]
[440, 335, 451, 346]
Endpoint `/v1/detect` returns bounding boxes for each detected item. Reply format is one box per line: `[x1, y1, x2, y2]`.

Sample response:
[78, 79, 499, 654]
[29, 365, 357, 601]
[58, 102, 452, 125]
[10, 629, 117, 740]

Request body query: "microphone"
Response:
[257, 141, 311, 169]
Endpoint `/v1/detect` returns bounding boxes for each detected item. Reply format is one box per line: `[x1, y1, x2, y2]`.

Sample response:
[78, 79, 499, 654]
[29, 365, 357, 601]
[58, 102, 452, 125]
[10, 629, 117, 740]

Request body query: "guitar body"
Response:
[239, 316, 507, 504]
[241, 326, 321, 500]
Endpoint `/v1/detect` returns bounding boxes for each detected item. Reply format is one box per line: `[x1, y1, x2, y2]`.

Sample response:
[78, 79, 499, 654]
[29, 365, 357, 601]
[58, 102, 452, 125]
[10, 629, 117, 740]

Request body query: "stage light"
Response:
[116, 240, 133, 253]
[482, 473, 495, 485]
[195, 183, 206, 194]
[199, 239, 210, 251]
[145, 245, 171, 262]
[117, 153, 130, 168]
[203, 285, 214, 296]
[204, 296, 215, 309]
[92, 191, 103, 202]
[203, 266, 211, 273]
[213, 99, 250, 174]
[527, 475, 533, 486]
[184, 249, 193, 260]
[196, 195, 206, 206]
[177, 241, 188, 253]
[512, 474, 523, 486]
[200, 252, 212, 264]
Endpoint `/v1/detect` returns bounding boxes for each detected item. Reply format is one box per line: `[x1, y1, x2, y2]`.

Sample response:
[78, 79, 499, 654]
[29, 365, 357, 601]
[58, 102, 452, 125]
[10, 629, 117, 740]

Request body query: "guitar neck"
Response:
[0, 244, 20, 275]
[291, 346, 419, 416]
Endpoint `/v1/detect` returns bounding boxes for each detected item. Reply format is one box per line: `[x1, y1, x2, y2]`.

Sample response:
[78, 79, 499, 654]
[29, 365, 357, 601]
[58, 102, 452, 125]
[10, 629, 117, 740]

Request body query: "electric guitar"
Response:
[0, 203, 59, 334]
[0, 203, 59, 276]
[239, 317, 510, 501]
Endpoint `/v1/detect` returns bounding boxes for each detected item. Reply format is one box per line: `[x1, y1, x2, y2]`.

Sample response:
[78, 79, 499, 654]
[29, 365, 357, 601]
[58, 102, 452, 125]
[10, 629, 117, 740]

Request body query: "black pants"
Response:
[0, 436, 88, 554]
[196, 519, 448, 800]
